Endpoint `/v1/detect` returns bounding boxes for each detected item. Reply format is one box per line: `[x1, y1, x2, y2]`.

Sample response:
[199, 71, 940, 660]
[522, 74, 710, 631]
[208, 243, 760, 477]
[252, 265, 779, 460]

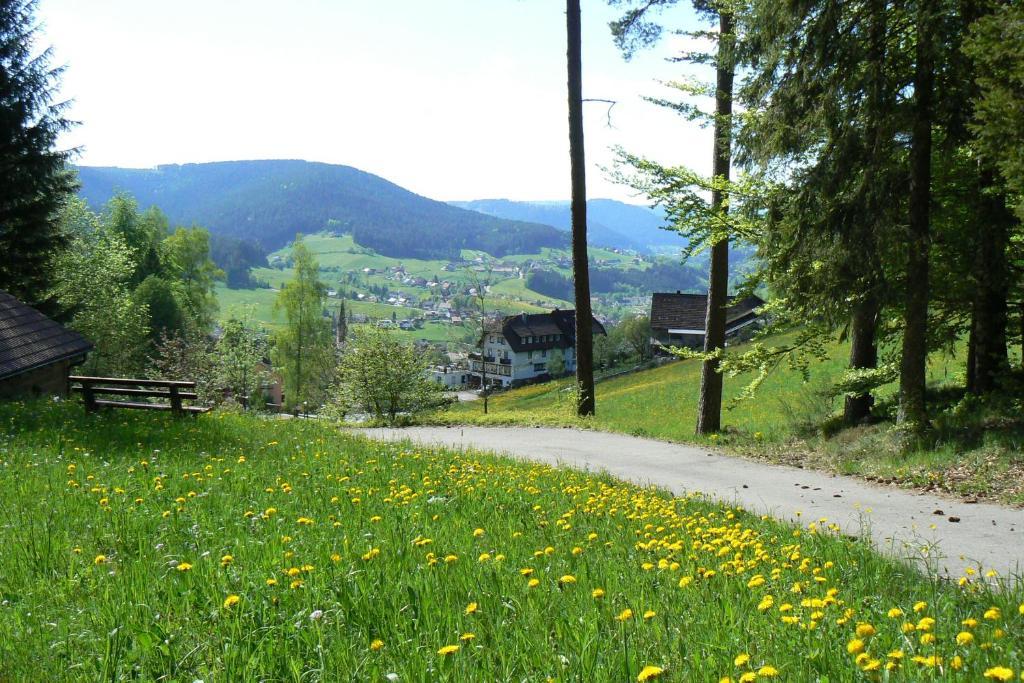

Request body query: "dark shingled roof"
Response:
[500, 309, 606, 353]
[650, 292, 765, 333]
[0, 290, 92, 380]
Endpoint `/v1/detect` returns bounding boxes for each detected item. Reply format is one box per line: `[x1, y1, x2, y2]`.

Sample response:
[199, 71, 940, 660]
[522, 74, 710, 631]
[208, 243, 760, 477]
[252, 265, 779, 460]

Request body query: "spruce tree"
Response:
[0, 0, 77, 309]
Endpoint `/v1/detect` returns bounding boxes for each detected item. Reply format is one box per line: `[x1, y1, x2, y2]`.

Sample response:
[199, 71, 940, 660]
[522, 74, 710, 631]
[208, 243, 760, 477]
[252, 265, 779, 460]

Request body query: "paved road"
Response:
[359, 426, 1024, 582]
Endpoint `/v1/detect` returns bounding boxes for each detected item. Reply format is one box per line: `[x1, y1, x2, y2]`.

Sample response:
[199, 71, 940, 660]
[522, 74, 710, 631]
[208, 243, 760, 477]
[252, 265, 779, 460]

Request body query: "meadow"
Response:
[1, 400, 1022, 681]
[440, 333, 1024, 505]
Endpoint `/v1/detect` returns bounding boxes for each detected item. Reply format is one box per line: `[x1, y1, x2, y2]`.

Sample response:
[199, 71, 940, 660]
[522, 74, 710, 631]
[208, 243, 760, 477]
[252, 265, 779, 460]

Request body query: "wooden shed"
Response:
[0, 290, 92, 399]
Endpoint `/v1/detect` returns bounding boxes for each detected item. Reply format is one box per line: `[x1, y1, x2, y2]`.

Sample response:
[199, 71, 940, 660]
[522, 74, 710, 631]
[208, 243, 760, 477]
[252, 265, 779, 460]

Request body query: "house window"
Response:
[528, 350, 533, 359]
[533, 363, 546, 372]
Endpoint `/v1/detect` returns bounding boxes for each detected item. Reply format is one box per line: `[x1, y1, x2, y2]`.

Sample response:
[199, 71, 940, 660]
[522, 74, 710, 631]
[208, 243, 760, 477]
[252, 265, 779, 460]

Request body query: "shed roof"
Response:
[650, 292, 765, 333]
[0, 290, 92, 380]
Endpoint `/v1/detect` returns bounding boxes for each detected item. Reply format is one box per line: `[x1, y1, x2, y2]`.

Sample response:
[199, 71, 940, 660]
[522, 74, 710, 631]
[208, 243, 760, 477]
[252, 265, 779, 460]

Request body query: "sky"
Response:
[37, 0, 712, 203]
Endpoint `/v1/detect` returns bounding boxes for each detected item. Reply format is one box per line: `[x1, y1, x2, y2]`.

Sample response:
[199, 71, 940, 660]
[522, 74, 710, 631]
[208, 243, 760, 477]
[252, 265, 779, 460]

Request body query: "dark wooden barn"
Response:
[0, 290, 92, 399]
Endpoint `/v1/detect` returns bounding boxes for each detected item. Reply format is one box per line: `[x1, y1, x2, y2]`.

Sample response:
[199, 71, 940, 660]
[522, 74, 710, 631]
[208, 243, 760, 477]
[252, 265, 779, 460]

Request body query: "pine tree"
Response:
[567, 0, 596, 416]
[609, 0, 741, 434]
[0, 0, 77, 309]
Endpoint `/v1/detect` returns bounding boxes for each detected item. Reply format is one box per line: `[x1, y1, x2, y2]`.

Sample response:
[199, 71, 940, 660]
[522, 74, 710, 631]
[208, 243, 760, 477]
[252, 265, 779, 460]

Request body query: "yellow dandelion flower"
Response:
[983, 667, 1014, 682]
[93, 554, 107, 565]
[956, 631, 974, 646]
[558, 574, 576, 586]
[616, 608, 634, 622]
[984, 606, 1001, 620]
[887, 607, 904, 618]
[757, 665, 779, 677]
[465, 602, 479, 615]
[266, 578, 278, 586]
[223, 594, 240, 609]
[437, 644, 460, 656]
[738, 673, 756, 683]
[847, 639, 865, 655]
[643, 610, 656, 620]
[370, 639, 384, 651]
[592, 588, 605, 599]
[747, 575, 765, 588]
[734, 653, 750, 667]
[527, 578, 540, 588]
[757, 595, 774, 612]
[637, 665, 664, 681]
[459, 632, 476, 641]
[478, 553, 491, 562]
[473, 528, 485, 537]
[220, 554, 234, 567]
[855, 623, 876, 638]
[176, 562, 193, 572]
[913, 601, 927, 613]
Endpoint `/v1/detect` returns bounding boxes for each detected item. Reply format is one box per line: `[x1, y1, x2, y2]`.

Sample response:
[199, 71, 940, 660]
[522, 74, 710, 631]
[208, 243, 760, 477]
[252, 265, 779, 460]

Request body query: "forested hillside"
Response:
[450, 198, 679, 253]
[76, 160, 567, 259]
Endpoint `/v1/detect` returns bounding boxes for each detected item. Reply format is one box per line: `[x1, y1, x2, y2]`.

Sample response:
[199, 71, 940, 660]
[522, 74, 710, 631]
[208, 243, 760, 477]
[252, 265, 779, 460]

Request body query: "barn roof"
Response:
[650, 292, 765, 333]
[0, 290, 92, 380]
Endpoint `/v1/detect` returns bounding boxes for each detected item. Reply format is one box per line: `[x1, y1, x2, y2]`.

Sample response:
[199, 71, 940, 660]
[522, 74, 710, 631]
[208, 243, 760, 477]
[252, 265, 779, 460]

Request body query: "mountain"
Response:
[74, 160, 567, 260]
[449, 198, 682, 253]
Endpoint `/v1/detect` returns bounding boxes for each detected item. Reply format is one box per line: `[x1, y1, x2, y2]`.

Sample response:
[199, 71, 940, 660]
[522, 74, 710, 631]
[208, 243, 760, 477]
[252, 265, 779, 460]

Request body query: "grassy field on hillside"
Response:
[440, 334, 1024, 505]
[1, 400, 1021, 680]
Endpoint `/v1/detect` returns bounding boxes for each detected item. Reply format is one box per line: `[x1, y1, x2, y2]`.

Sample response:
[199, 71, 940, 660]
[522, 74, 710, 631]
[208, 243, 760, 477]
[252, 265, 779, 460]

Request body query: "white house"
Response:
[469, 309, 606, 389]
[430, 365, 471, 389]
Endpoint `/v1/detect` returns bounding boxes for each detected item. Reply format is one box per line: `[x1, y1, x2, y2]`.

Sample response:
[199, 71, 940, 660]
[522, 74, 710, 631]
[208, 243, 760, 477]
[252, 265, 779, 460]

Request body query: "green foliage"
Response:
[964, 2, 1024, 219]
[147, 328, 217, 403]
[76, 160, 567, 259]
[161, 226, 224, 330]
[327, 325, 452, 424]
[547, 348, 567, 378]
[132, 275, 184, 341]
[0, 0, 78, 309]
[51, 204, 150, 375]
[215, 314, 270, 408]
[272, 236, 334, 411]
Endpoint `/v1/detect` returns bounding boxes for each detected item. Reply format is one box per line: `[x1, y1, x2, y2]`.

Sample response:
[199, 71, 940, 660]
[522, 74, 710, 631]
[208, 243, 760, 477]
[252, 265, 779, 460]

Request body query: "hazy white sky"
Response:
[38, 0, 712, 202]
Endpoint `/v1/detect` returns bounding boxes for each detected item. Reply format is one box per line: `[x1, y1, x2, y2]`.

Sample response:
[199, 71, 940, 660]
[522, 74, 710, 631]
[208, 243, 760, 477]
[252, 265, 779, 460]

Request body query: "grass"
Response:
[437, 332, 1024, 506]
[1, 399, 1021, 680]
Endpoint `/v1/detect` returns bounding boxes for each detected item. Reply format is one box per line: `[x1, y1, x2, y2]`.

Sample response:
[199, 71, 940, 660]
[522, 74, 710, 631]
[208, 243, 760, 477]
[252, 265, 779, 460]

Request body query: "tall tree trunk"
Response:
[966, 320, 977, 394]
[969, 169, 1011, 394]
[897, 0, 935, 429]
[567, 0, 595, 416]
[844, 295, 879, 423]
[695, 10, 735, 436]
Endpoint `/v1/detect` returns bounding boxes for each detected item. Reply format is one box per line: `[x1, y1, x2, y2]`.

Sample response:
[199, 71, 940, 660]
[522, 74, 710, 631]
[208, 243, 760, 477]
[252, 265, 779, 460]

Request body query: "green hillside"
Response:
[75, 160, 567, 259]
[441, 334, 1024, 504]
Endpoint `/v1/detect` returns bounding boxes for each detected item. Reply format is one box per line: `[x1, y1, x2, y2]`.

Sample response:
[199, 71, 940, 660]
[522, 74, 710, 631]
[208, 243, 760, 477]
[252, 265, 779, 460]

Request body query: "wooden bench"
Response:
[70, 376, 210, 416]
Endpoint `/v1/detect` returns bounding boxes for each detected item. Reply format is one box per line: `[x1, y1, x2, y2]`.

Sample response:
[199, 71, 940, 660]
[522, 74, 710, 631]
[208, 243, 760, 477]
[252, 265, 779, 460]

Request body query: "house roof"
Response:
[650, 292, 765, 333]
[0, 290, 92, 381]
[498, 309, 606, 353]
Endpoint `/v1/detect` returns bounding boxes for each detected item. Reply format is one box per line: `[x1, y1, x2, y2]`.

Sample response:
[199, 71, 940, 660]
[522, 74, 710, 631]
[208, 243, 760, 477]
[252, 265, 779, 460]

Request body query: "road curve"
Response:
[358, 425, 1024, 582]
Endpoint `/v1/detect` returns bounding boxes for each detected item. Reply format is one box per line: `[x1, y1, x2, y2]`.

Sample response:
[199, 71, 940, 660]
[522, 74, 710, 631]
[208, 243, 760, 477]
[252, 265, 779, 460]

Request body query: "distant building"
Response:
[649, 291, 764, 351]
[431, 365, 470, 389]
[0, 290, 92, 399]
[470, 309, 606, 388]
